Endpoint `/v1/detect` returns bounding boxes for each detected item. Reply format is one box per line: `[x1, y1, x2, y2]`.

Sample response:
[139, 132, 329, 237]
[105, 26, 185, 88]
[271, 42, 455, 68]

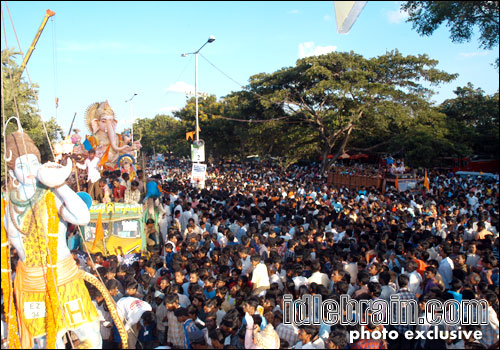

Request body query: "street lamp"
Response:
[125, 93, 138, 142]
[181, 35, 215, 144]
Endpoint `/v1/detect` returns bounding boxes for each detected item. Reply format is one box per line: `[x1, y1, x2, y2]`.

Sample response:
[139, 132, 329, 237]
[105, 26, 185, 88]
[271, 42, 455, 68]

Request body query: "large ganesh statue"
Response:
[1, 125, 127, 348]
[84, 100, 141, 170]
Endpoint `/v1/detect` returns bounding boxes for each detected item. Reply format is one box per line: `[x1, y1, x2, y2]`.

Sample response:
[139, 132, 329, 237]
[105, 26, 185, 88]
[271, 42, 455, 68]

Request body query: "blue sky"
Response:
[2, 1, 498, 137]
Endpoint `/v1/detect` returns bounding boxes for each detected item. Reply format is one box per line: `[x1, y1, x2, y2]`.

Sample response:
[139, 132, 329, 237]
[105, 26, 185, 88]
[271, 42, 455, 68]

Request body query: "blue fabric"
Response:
[83, 137, 93, 151]
[204, 289, 216, 300]
[143, 180, 161, 203]
[68, 234, 81, 251]
[138, 322, 156, 343]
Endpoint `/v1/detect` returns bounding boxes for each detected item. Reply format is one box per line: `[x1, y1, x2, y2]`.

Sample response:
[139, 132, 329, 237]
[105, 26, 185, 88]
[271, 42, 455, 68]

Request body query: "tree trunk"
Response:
[321, 125, 353, 175]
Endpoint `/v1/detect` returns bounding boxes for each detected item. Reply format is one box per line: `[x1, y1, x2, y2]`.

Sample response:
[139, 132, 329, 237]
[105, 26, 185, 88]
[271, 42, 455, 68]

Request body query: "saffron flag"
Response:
[395, 176, 399, 191]
[92, 212, 104, 250]
[186, 131, 195, 141]
[424, 169, 430, 191]
[185, 127, 202, 141]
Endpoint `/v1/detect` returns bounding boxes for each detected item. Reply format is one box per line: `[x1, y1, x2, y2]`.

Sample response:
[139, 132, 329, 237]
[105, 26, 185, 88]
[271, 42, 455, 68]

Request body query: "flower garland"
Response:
[44, 191, 59, 349]
[1, 198, 21, 349]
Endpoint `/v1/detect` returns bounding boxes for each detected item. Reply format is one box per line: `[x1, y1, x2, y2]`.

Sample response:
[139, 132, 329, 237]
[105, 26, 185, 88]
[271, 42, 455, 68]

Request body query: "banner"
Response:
[191, 163, 207, 185]
[191, 140, 205, 162]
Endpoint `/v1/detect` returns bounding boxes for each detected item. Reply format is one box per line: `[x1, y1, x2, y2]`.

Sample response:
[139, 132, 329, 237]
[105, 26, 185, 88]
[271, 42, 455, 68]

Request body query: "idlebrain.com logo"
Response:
[282, 294, 488, 343]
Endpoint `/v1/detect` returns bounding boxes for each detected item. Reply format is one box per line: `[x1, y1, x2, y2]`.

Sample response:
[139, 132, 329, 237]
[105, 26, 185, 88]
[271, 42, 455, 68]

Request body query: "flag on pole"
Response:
[92, 212, 104, 250]
[424, 169, 430, 191]
[395, 176, 399, 191]
[186, 131, 195, 141]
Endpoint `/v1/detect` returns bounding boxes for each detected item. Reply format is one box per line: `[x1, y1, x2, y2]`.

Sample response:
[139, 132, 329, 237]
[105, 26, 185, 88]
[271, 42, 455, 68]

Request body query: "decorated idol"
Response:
[1, 126, 127, 349]
[84, 100, 141, 170]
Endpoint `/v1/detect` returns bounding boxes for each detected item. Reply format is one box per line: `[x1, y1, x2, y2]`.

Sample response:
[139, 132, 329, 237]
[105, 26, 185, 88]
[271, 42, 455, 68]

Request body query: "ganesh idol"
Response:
[85, 100, 141, 170]
[1, 128, 127, 348]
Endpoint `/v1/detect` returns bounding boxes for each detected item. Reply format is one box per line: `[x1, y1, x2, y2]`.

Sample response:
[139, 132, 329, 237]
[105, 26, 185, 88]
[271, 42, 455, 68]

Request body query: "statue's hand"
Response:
[132, 141, 142, 150]
[38, 158, 73, 188]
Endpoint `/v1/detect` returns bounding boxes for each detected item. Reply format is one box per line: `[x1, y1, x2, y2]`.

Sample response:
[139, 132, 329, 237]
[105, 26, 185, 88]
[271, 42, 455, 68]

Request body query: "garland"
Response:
[1, 198, 21, 349]
[44, 191, 59, 348]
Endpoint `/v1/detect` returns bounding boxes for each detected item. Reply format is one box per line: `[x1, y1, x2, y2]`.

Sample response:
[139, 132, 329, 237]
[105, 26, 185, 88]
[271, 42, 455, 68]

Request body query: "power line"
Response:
[198, 52, 294, 123]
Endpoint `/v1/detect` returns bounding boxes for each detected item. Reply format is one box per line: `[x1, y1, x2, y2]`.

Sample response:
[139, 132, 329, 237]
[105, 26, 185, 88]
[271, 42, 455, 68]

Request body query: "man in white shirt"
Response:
[250, 255, 270, 296]
[307, 261, 330, 289]
[438, 244, 455, 290]
[180, 203, 193, 235]
[405, 260, 423, 296]
[76, 149, 101, 201]
[116, 295, 152, 349]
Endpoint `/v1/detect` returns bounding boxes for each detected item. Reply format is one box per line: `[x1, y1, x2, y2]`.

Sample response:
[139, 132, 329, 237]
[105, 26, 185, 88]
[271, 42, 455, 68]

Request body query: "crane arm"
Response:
[20, 9, 55, 73]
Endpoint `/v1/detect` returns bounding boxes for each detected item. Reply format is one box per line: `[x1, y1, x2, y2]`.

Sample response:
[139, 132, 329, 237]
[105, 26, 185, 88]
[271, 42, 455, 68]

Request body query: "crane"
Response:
[19, 9, 55, 73]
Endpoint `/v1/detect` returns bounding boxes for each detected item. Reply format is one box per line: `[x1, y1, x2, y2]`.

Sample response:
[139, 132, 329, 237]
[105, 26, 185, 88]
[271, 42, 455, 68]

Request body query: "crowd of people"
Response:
[3, 157, 499, 349]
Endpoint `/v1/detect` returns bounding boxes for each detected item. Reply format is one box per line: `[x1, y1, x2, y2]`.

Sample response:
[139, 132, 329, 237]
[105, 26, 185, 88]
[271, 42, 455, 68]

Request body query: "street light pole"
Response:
[195, 51, 199, 143]
[182, 35, 215, 145]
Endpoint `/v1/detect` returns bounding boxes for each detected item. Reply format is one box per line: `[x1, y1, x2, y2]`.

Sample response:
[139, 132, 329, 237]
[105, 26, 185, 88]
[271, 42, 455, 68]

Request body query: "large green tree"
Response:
[1, 49, 62, 181]
[439, 83, 499, 158]
[227, 50, 456, 173]
[402, 1, 500, 68]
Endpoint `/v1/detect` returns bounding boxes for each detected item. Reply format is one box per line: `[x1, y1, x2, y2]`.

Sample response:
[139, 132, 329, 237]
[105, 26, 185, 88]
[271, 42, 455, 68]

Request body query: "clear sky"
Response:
[2, 1, 498, 137]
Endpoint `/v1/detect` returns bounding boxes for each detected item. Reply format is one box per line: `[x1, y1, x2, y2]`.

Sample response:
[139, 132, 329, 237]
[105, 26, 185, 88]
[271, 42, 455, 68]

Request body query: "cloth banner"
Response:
[191, 163, 207, 185]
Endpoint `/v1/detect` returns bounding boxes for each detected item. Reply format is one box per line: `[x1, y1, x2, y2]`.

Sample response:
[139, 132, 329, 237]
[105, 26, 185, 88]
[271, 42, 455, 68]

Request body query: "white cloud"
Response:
[298, 42, 337, 59]
[459, 51, 489, 58]
[323, 14, 332, 21]
[386, 9, 409, 24]
[288, 9, 299, 14]
[164, 81, 195, 95]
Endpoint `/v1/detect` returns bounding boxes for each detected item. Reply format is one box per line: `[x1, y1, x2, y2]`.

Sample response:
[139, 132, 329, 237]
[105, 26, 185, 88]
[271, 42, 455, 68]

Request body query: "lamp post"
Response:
[182, 35, 215, 144]
[125, 93, 138, 142]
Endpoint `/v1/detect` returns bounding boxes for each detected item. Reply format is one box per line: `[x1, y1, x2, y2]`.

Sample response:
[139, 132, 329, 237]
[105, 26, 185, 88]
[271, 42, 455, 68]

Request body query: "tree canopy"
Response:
[135, 49, 498, 173]
[223, 50, 456, 172]
[401, 1, 500, 68]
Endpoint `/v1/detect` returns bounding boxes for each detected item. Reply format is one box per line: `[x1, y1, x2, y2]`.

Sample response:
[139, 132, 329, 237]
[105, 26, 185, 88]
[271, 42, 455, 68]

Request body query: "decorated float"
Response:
[1, 118, 128, 349]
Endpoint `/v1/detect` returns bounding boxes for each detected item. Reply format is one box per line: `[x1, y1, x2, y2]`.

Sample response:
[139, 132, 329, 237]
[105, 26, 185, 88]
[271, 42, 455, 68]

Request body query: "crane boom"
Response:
[20, 9, 55, 73]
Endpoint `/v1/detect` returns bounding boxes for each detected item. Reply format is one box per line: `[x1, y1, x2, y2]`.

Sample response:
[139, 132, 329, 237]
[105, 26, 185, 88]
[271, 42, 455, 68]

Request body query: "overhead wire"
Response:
[198, 52, 296, 123]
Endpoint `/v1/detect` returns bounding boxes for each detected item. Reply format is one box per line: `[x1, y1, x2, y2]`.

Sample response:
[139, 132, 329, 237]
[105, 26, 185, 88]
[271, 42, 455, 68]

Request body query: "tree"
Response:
[173, 95, 246, 160]
[231, 50, 456, 174]
[401, 1, 500, 68]
[134, 114, 189, 158]
[439, 83, 499, 158]
[1, 49, 62, 181]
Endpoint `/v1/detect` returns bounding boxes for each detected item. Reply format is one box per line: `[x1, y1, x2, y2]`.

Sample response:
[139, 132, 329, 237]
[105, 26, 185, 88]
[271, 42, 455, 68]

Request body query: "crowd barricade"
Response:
[328, 173, 385, 192]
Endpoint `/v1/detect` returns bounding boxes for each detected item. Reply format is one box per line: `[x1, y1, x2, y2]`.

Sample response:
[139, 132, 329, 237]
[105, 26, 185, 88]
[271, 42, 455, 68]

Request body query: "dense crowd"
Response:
[4, 158, 499, 349]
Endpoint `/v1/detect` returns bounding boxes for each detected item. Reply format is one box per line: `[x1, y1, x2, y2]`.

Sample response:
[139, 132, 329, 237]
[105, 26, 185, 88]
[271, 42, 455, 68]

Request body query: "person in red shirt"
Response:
[112, 178, 127, 202]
